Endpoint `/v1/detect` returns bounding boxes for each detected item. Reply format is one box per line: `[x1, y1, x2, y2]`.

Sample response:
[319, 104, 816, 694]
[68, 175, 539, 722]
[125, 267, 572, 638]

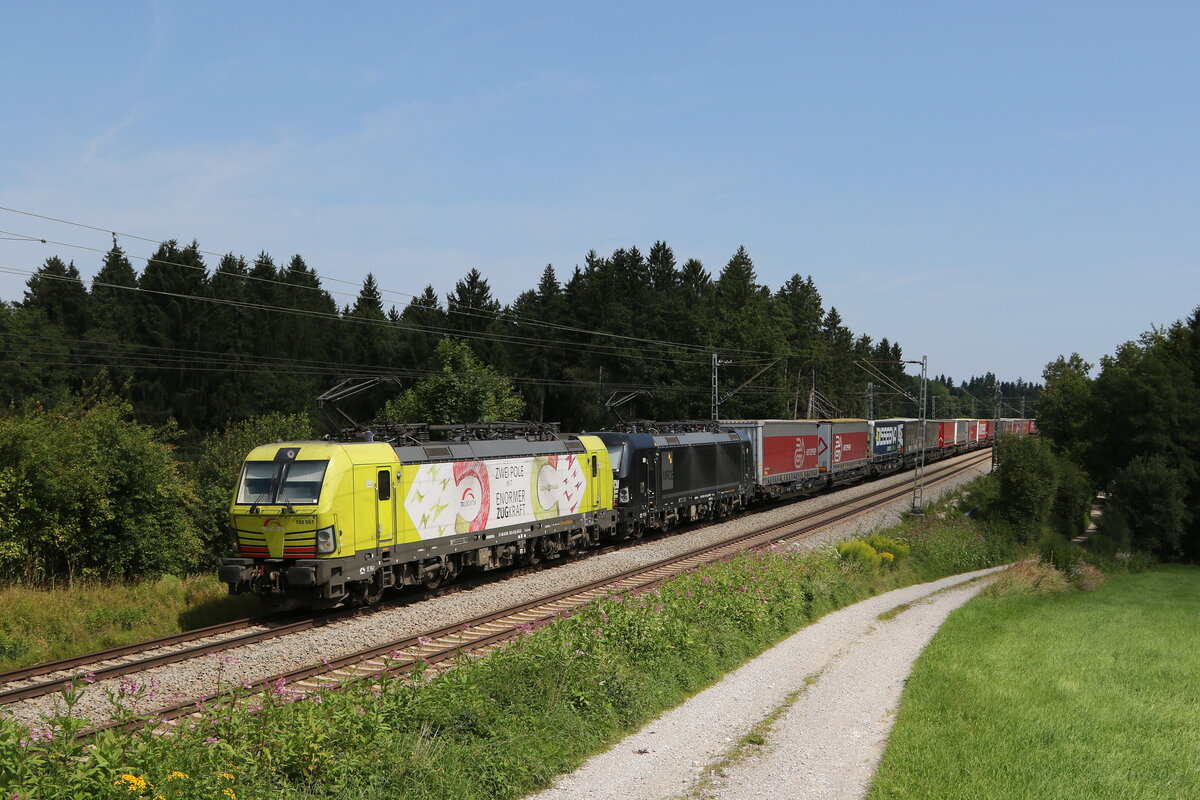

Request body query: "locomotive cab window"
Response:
[236, 460, 329, 505]
[278, 460, 328, 504]
[237, 462, 276, 504]
[377, 469, 391, 501]
[606, 443, 624, 475]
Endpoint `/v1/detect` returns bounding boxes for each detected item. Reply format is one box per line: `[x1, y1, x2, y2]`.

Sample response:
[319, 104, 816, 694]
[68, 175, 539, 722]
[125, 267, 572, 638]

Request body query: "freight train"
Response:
[219, 417, 1036, 607]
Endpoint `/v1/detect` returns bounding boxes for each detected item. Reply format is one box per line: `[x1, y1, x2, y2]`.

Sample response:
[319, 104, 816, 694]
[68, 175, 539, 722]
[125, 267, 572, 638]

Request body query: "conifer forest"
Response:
[0, 238, 1041, 581]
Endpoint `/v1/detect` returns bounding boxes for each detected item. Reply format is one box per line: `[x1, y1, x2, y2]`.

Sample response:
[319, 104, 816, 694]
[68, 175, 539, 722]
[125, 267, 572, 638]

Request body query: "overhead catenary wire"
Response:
[0, 264, 743, 369]
[0, 259, 868, 370]
[0, 237, 812, 367]
[0, 205, 861, 362]
[0, 321, 805, 400]
[0, 206, 1035, 419]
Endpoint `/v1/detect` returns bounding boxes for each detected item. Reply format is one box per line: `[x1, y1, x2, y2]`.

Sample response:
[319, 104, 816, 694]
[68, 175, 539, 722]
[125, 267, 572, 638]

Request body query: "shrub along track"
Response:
[71, 449, 992, 737]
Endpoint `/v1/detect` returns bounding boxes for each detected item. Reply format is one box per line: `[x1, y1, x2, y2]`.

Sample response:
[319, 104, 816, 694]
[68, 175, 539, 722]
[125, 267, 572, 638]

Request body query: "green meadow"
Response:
[869, 566, 1200, 800]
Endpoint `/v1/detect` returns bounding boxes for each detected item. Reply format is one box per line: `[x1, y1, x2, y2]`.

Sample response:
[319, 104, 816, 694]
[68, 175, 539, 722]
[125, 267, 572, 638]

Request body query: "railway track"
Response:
[69, 448, 991, 736]
[0, 554, 592, 706]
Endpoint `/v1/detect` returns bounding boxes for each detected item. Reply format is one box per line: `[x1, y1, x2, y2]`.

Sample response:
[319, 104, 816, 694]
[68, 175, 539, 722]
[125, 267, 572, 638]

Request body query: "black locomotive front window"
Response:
[606, 443, 625, 474]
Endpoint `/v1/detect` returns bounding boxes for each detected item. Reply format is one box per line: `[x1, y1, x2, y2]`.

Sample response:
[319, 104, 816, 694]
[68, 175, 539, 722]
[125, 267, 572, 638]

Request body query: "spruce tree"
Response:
[131, 240, 211, 431]
[90, 246, 138, 344]
[23, 256, 90, 338]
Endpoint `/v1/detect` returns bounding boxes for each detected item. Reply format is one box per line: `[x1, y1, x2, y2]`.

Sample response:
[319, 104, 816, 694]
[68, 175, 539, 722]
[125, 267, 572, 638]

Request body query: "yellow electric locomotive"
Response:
[219, 430, 616, 607]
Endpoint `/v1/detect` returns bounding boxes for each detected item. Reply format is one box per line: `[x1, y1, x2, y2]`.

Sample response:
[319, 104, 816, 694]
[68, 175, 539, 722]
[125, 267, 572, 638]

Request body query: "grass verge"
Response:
[867, 565, 1200, 800]
[0, 577, 262, 672]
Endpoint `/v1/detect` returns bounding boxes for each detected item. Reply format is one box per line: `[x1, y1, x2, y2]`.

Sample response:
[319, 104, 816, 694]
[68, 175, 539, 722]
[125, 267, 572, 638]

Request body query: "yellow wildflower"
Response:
[167, 771, 189, 781]
[223, 789, 237, 799]
[219, 772, 236, 780]
[113, 773, 149, 792]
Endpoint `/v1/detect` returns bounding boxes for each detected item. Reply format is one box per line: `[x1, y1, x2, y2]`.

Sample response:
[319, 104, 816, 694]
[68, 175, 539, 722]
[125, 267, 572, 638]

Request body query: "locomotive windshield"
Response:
[605, 442, 625, 475]
[236, 460, 329, 505]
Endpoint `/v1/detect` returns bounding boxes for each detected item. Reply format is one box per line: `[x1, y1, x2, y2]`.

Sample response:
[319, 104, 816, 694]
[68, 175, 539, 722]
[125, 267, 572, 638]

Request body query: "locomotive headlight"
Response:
[619, 486, 630, 504]
[315, 526, 337, 555]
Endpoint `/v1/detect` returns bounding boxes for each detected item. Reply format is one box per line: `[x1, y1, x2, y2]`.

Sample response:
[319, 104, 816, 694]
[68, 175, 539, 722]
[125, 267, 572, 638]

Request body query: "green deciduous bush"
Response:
[866, 535, 910, 559]
[1099, 455, 1188, 559]
[992, 434, 1059, 543]
[1049, 455, 1093, 539]
[0, 393, 200, 583]
[381, 338, 525, 425]
[836, 539, 882, 569]
[187, 412, 314, 565]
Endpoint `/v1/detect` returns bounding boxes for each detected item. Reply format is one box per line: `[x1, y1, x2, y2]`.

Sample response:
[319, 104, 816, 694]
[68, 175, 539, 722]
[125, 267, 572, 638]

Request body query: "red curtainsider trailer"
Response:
[818, 419, 870, 483]
[724, 419, 823, 499]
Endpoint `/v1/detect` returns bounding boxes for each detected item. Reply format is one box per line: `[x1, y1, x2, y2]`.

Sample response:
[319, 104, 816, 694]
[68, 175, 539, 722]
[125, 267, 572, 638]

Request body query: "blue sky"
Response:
[1, 1, 1196, 384]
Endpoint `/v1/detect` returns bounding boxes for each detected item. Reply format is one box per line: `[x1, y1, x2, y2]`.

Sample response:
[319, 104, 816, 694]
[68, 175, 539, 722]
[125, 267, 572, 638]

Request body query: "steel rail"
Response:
[85, 450, 992, 737]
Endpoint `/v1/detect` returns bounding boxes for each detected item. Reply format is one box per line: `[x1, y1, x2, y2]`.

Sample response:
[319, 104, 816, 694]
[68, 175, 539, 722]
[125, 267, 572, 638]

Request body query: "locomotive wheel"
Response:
[350, 571, 385, 606]
[363, 571, 385, 605]
[422, 556, 459, 590]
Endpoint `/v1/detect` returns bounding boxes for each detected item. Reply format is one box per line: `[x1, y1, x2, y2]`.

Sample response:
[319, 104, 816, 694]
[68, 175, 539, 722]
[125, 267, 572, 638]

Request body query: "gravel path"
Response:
[529, 565, 1004, 800]
[1, 452, 990, 729]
